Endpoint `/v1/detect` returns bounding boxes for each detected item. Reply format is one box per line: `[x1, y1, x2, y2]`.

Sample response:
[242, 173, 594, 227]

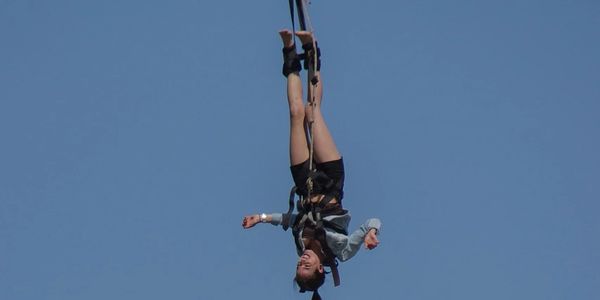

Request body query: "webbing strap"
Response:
[328, 255, 341, 286]
[288, 0, 296, 34]
[315, 225, 341, 287]
[289, 0, 308, 32]
[295, 0, 307, 31]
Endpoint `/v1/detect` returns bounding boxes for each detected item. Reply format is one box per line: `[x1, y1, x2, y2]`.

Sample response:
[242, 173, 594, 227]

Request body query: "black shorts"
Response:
[290, 158, 345, 201]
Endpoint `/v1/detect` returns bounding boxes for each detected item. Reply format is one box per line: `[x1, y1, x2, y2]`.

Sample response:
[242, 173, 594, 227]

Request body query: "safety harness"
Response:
[282, 172, 346, 287]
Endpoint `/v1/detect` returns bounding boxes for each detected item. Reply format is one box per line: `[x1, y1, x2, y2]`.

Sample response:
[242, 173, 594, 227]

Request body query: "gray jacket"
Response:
[269, 212, 382, 262]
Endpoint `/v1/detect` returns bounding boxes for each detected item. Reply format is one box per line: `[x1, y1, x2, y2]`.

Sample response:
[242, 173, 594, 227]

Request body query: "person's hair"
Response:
[295, 270, 325, 300]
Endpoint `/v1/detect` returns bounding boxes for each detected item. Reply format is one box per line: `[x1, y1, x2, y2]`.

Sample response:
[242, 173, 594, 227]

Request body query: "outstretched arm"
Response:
[241, 213, 297, 229]
[334, 218, 382, 261]
[242, 214, 271, 229]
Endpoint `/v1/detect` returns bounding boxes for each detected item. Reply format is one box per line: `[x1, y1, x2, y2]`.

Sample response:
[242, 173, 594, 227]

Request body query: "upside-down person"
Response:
[242, 30, 382, 300]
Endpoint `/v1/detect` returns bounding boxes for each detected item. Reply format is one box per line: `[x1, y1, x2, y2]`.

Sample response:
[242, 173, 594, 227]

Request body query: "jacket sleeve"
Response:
[332, 218, 382, 262]
[269, 213, 297, 228]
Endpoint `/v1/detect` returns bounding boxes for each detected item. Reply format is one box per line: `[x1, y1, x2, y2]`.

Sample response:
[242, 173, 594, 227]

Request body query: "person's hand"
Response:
[364, 229, 379, 250]
[242, 214, 260, 229]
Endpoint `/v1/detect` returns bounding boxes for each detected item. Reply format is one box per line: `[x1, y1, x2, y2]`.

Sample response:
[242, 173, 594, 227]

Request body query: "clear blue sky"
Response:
[1, 1, 599, 299]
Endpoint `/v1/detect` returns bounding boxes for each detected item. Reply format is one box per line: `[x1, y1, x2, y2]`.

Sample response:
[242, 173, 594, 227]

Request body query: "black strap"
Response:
[315, 226, 341, 286]
[295, 0, 307, 31]
[289, 0, 308, 33]
[288, 0, 296, 34]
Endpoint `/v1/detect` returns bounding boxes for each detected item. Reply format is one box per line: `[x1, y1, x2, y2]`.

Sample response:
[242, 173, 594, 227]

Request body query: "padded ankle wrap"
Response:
[301, 42, 321, 71]
[282, 46, 302, 77]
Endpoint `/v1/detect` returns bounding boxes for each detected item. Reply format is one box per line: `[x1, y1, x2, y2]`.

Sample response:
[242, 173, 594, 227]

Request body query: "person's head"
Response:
[295, 249, 325, 299]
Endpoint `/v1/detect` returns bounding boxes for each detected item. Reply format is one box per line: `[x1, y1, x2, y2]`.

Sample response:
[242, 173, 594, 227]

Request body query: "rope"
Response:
[305, 0, 320, 206]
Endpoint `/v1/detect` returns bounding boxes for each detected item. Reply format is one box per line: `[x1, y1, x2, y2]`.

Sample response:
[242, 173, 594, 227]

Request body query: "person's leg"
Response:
[296, 31, 341, 163]
[280, 29, 310, 166]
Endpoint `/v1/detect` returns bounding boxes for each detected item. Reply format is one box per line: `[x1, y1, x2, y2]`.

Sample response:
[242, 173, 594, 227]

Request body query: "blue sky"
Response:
[1, 1, 599, 299]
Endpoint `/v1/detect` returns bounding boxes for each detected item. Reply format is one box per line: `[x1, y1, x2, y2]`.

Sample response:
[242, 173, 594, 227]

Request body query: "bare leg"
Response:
[296, 31, 341, 163]
[280, 29, 309, 166]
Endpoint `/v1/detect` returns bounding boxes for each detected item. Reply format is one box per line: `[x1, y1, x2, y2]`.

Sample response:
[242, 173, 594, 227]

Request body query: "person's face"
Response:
[296, 249, 324, 279]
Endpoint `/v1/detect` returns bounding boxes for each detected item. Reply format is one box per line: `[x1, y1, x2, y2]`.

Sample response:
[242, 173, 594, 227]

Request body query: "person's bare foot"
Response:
[279, 29, 294, 48]
[295, 30, 315, 46]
